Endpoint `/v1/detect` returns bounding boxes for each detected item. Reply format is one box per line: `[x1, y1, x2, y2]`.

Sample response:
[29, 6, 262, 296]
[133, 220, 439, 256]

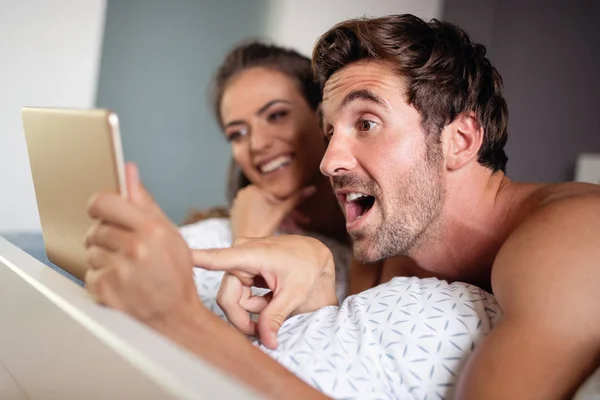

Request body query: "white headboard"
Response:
[0, 237, 261, 400]
[575, 153, 600, 184]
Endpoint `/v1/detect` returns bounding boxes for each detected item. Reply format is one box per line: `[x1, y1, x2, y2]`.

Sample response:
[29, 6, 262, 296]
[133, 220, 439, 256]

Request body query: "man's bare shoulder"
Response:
[533, 181, 600, 206]
[492, 180, 600, 310]
[501, 181, 600, 232]
[460, 180, 600, 400]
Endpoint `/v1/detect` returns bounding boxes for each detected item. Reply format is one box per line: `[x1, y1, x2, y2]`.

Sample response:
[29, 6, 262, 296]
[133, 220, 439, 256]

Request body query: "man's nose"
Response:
[320, 134, 357, 177]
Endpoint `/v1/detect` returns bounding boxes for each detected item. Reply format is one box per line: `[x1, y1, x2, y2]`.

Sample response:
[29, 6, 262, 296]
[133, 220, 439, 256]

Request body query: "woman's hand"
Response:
[230, 185, 315, 240]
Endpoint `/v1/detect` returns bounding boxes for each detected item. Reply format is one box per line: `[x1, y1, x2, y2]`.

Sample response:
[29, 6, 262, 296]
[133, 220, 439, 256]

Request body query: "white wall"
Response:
[263, 0, 443, 57]
[0, 0, 107, 231]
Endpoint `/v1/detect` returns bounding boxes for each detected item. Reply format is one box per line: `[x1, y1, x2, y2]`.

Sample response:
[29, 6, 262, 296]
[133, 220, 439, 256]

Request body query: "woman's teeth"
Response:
[259, 155, 292, 174]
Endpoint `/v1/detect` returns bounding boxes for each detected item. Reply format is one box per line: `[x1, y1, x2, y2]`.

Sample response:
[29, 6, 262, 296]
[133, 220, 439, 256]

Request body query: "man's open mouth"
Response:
[344, 192, 376, 224]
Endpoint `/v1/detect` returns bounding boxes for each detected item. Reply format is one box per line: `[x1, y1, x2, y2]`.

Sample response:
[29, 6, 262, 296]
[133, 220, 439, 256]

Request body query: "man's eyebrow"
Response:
[319, 90, 387, 131]
[341, 89, 389, 110]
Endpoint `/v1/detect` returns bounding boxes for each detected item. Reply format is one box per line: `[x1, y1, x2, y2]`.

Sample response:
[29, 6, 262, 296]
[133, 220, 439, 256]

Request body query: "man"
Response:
[83, 14, 600, 399]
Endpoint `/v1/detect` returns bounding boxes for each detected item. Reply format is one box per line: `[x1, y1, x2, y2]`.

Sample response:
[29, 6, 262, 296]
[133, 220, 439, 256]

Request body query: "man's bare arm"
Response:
[456, 194, 600, 399]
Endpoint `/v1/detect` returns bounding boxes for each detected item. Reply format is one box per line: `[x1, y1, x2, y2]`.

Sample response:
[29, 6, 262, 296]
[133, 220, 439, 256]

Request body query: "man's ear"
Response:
[441, 112, 484, 170]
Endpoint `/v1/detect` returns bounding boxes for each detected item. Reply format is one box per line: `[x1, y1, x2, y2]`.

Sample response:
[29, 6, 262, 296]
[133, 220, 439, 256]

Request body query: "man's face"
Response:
[320, 60, 445, 262]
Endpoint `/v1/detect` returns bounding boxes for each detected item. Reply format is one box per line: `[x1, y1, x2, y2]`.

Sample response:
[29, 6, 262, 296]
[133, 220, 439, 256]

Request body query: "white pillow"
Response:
[258, 276, 501, 399]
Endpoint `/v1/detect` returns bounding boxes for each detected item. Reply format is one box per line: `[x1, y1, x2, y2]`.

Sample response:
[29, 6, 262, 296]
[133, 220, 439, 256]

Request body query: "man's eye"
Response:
[358, 120, 377, 132]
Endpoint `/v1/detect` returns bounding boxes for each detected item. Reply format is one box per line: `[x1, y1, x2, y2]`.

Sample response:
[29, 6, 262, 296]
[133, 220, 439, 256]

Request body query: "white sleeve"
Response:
[179, 218, 233, 250]
[179, 218, 232, 320]
[257, 277, 501, 399]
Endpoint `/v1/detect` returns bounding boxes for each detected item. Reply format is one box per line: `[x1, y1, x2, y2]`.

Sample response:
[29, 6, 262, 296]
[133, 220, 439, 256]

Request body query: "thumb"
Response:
[126, 163, 160, 213]
[257, 289, 298, 349]
[279, 185, 316, 215]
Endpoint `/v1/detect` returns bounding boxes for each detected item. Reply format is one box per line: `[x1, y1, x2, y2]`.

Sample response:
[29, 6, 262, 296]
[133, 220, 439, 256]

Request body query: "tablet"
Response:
[21, 107, 127, 280]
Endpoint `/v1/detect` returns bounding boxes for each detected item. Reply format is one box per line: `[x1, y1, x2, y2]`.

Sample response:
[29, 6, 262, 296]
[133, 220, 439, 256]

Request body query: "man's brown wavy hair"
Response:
[312, 14, 509, 172]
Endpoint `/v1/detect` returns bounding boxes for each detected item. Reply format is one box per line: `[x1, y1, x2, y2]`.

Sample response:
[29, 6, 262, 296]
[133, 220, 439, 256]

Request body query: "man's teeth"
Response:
[260, 155, 292, 174]
[346, 192, 368, 202]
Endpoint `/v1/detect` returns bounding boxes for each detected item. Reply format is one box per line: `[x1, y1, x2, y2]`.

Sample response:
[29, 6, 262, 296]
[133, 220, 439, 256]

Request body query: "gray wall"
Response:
[443, 0, 600, 182]
[96, 0, 269, 224]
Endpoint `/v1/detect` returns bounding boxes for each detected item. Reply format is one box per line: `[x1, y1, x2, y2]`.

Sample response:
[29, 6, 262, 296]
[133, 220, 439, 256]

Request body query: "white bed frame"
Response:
[0, 237, 261, 400]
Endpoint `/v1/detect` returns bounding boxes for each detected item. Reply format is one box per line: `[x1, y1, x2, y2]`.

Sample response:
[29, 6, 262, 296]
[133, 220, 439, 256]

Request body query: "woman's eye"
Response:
[226, 128, 247, 142]
[268, 110, 288, 122]
[358, 119, 377, 132]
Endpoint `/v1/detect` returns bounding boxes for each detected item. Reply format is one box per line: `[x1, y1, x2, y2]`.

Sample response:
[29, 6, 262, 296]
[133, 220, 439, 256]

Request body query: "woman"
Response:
[179, 41, 352, 316]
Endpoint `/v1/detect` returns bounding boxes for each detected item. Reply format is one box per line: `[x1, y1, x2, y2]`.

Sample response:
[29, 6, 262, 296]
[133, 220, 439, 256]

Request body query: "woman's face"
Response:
[220, 67, 325, 199]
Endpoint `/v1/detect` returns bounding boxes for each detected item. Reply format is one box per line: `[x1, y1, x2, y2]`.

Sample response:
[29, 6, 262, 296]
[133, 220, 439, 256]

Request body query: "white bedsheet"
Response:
[258, 277, 501, 399]
[180, 218, 502, 399]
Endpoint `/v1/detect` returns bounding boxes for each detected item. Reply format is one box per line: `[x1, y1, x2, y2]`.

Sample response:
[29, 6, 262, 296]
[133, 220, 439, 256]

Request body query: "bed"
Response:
[1, 232, 599, 399]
